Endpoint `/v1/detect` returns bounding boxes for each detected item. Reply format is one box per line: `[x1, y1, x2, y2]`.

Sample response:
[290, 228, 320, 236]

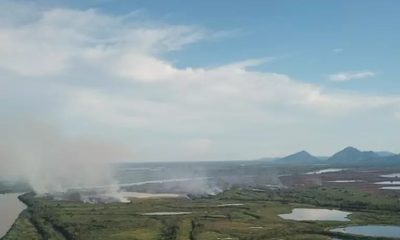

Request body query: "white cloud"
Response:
[328, 71, 375, 82]
[1, 2, 400, 160]
[0, 6, 205, 77]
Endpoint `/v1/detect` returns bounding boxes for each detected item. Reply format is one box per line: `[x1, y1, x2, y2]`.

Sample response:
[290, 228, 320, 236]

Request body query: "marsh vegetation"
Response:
[4, 185, 400, 240]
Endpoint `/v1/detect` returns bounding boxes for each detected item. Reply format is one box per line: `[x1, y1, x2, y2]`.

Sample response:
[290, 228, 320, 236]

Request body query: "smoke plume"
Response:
[0, 118, 132, 196]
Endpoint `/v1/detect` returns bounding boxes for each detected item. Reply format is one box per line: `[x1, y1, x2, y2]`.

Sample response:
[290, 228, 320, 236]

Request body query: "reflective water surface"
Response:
[380, 186, 400, 190]
[305, 168, 346, 175]
[374, 181, 400, 185]
[331, 225, 400, 238]
[279, 208, 351, 221]
[380, 173, 400, 178]
[327, 180, 363, 183]
[0, 193, 26, 238]
[141, 212, 191, 216]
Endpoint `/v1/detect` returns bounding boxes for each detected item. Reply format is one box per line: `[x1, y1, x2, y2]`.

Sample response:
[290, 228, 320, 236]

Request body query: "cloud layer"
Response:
[328, 71, 375, 82]
[1, 2, 400, 162]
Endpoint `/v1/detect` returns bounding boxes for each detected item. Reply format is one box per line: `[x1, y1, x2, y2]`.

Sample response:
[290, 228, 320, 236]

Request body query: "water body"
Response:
[374, 181, 400, 185]
[305, 168, 346, 175]
[120, 192, 183, 198]
[141, 212, 191, 216]
[279, 208, 351, 221]
[217, 203, 244, 207]
[380, 173, 400, 178]
[0, 193, 26, 238]
[69, 177, 211, 190]
[380, 186, 400, 190]
[327, 180, 363, 183]
[331, 225, 400, 238]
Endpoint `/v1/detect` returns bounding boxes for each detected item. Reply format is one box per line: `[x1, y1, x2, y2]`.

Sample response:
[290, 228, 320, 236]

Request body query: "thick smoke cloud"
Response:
[0, 118, 132, 195]
[0, 118, 285, 202]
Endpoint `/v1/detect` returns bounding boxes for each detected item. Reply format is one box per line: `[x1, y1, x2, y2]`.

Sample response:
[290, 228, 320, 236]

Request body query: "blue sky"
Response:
[1, 0, 400, 162]
[56, 0, 400, 93]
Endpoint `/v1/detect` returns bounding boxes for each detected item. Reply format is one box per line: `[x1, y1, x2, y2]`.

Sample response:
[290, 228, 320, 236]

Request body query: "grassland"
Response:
[4, 186, 400, 240]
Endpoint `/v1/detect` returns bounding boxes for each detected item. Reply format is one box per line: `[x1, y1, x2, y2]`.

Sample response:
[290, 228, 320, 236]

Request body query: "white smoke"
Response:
[0, 118, 132, 196]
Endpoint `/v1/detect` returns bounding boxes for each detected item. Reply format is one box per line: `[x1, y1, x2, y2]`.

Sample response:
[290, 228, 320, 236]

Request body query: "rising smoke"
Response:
[0, 118, 132, 200]
[0, 118, 283, 202]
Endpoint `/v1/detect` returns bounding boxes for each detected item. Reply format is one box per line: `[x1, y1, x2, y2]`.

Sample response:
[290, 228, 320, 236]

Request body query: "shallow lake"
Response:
[120, 192, 182, 198]
[305, 168, 346, 175]
[331, 225, 400, 238]
[380, 186, 400, 190]
[0, 193, 26, 238]
[279, 208, 351, 221]
[374, 181, 400, 185]
[380, 173, 400, 178]
[141, 212, 191, 216]
[327, 180, 363, 183]
[217, 203, 244, 207]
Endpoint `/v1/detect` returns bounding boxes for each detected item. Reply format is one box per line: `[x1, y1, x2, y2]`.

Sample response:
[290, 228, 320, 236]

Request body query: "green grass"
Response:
[176, 219, 192, 240]
[108, 229, 160, 240]
[4, 187, 400, 240]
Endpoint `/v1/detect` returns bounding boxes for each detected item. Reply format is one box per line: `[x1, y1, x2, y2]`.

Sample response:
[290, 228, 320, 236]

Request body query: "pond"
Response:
[279, 208, 351, 221]
[331, 225, 400, 238]
[380, 186, 400, 190]
[141, 212, 191, 216]
[0, 193, 26, 238]
[305, 168, 346, 175]
[217, 203, 244, 207]
[380, 173, 400, 178]
[120, 192, 182, 198]
[327, 180, 363, 183]
[374, 181, 400, 185]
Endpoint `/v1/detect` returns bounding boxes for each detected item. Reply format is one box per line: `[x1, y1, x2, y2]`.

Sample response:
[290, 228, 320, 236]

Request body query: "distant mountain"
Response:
[276, 150, 321, 165]
[375, 151, 396, 157]
[327, 146, 379, 165]
[263, 147, 400, 167]
[380, 154, 400, 164]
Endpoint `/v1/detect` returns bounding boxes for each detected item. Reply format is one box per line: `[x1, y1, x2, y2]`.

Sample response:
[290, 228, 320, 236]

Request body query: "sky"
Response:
[1, 0, 400, 162]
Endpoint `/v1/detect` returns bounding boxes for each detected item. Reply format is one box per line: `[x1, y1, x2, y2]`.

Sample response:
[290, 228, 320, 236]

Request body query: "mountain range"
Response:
[277, 150, 321, 164]
[272, 146, 399, 166]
